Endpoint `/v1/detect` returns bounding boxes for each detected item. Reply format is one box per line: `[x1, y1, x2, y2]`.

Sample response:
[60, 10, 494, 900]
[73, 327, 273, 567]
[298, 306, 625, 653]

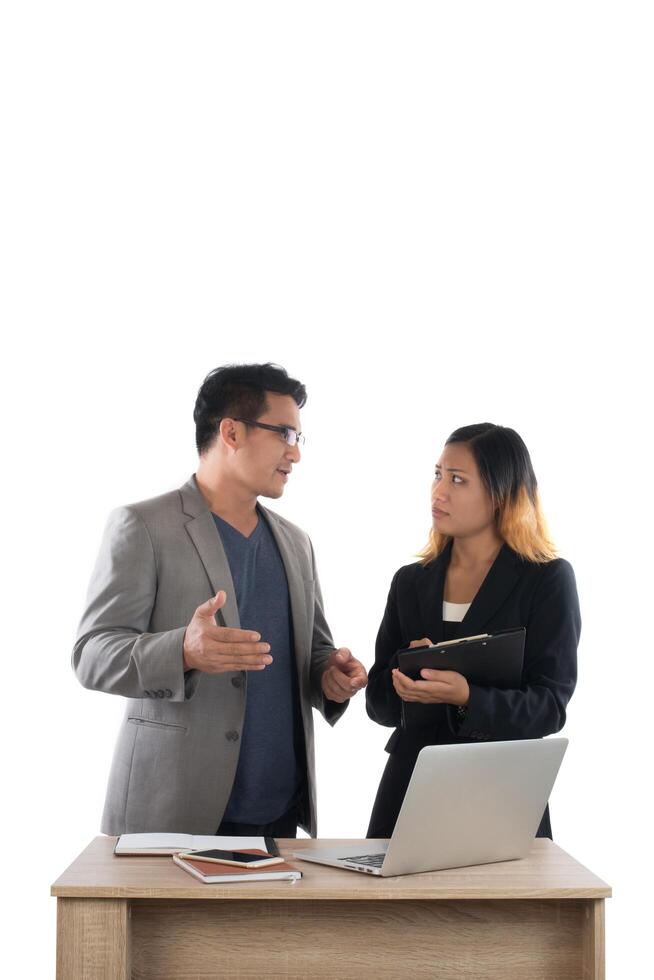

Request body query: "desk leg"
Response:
[582, 899, 605, 980]
[56, 898, 131, 979]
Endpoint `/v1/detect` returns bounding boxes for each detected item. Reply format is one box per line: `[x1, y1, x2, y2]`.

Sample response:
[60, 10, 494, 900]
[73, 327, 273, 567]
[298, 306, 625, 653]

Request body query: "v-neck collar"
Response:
[212, 509, 263, 543]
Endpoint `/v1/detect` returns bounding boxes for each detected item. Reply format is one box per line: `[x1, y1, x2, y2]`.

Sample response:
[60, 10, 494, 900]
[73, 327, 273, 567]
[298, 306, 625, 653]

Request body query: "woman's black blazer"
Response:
[366, 540, 581, 839]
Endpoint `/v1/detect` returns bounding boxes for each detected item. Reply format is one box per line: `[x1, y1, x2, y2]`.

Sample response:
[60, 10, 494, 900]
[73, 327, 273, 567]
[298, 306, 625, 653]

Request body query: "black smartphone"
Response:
[180, 848, 283, 868]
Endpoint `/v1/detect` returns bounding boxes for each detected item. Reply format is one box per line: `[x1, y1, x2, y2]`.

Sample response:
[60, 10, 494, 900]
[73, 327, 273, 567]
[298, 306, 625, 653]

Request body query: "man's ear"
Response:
[218, 417, 239, 449]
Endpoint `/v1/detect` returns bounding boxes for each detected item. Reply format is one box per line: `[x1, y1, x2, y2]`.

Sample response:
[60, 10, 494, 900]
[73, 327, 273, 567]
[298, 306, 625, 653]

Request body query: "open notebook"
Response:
[114, 833, 278, 856]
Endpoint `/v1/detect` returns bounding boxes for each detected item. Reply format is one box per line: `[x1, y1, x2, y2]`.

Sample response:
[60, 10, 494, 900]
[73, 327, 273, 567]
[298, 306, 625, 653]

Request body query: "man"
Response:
[73, 363, 367, 838]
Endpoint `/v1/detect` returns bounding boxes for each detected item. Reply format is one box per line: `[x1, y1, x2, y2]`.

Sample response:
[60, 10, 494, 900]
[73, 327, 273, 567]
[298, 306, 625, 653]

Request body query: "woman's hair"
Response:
[418, 423, 557, 565]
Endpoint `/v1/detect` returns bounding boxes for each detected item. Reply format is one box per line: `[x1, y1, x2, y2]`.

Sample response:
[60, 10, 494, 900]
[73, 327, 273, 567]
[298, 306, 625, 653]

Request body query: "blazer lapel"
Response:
[179, 476, 240, 629]
[416, 540, 523, 641]
[259, 506, 309, 674]
[457, 543, 522, 635]
[416, 540, 453, 645]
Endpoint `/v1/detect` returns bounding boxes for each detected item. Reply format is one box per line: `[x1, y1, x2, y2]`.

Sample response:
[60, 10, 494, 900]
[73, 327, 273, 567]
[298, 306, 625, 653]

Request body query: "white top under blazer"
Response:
[442, 600, 471, 623]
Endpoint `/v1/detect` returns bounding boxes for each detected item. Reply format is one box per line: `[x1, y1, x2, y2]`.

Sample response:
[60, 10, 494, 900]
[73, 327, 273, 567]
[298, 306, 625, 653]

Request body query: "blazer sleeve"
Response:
[454, 559, 580, 740]
[365, 569, 404, 728]
[72, 507, 195, 702]
[307, 540, 349, 725]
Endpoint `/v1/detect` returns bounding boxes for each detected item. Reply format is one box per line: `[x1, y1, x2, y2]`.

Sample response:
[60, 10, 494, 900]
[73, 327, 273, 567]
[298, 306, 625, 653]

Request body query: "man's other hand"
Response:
[321, 648, 368, 703]
[183, 591, 273, 673]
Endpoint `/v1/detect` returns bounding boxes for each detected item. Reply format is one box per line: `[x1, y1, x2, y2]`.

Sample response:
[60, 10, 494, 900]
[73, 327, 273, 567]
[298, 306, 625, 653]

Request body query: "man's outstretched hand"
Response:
[183, 591, 273, 673]
[321, 648, 368, 703]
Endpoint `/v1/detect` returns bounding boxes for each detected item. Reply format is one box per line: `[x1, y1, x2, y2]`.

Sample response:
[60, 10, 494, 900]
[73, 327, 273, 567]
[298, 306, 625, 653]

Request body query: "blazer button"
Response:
[231, 675, 243, 689]
[164, 689, 172, 697]
[156, 689, 165, 698]
[225, 730, 240, 742]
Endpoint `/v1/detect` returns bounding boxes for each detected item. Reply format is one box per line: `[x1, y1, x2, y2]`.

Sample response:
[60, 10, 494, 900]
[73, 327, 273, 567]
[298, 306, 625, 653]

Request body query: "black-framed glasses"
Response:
[233, 418, 305, 447]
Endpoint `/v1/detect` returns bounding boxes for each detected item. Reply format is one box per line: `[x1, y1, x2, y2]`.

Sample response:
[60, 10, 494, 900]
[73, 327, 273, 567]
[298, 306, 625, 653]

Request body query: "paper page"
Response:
[189, 835, 268, 851]
[116, 833, 192, 849]
[115, 833, 269, 852]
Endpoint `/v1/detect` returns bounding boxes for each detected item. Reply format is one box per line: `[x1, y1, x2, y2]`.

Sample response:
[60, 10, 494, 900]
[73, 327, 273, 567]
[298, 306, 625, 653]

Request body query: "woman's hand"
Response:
[391, 667, 470, 706]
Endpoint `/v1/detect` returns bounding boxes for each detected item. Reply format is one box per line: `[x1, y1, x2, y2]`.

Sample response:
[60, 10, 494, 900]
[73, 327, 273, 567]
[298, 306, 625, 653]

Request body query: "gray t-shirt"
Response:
[213, 510, 300, 823]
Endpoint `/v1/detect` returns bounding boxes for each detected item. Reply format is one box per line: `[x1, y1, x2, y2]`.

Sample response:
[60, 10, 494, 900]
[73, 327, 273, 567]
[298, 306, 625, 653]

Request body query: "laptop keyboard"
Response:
[340, 853, 385, 867]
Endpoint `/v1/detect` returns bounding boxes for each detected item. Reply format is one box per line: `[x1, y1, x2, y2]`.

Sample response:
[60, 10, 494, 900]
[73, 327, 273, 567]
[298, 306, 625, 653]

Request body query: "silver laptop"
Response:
[293, 737, 567, 877]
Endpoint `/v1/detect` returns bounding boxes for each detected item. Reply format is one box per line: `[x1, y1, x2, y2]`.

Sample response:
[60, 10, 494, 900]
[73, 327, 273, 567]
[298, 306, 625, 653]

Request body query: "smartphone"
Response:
[179, 848, 283, 868]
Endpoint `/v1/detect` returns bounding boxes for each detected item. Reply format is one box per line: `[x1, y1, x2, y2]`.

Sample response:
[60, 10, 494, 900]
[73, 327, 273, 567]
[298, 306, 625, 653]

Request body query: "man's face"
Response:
[231, 392, 302, 499]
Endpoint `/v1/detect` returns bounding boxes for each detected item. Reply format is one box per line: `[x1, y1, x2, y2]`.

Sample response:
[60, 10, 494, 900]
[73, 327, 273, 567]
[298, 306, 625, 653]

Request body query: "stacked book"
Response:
[173, 850, 301, 883]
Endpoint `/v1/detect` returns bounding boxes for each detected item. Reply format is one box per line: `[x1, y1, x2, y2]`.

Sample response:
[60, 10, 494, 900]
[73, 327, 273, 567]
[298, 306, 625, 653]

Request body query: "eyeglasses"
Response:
[232, 418, 305, 447]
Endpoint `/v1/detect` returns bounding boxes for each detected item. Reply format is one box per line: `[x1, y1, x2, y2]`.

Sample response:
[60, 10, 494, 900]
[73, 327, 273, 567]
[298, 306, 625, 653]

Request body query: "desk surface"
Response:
[52, 836, 611, 901]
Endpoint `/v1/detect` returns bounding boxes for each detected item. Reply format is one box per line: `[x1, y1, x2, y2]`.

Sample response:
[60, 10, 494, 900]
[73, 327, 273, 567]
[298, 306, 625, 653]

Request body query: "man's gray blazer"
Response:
[73, 476, 346, 836]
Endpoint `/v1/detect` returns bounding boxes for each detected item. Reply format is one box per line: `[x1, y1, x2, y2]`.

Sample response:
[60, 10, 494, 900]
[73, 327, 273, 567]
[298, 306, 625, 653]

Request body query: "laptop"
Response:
[293, 737, 567, 877]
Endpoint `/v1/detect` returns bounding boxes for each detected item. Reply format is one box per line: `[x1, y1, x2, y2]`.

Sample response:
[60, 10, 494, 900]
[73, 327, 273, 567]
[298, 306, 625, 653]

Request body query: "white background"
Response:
[1, 2, 652, 975]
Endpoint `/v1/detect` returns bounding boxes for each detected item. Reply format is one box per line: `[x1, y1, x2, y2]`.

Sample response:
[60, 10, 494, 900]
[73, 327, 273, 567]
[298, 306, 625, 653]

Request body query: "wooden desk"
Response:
[52, 836, 610, 979]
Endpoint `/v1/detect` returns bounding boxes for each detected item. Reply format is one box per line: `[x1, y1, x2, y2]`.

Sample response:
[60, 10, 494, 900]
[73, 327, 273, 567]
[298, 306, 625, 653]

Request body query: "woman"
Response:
[366, 423, 580, 840]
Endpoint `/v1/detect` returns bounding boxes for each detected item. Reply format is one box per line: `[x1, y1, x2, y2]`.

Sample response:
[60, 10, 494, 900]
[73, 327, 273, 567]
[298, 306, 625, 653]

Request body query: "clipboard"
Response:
[397, 627, 525, 688]
[396, 627, 526, 730]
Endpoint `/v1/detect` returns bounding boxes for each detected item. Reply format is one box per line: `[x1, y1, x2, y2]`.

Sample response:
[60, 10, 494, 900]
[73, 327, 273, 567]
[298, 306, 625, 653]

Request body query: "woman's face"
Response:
[431, 442, 497, 539]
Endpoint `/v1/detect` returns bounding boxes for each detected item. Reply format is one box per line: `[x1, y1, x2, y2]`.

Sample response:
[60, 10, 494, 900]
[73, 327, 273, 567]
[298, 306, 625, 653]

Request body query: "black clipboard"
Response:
[397, 627, 526, 688]
[396, 627, 526, 730]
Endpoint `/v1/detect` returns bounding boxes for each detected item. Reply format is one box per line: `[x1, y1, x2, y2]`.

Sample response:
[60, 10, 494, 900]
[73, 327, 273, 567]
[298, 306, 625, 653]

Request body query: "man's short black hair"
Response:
[193, 363, 307, 454]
